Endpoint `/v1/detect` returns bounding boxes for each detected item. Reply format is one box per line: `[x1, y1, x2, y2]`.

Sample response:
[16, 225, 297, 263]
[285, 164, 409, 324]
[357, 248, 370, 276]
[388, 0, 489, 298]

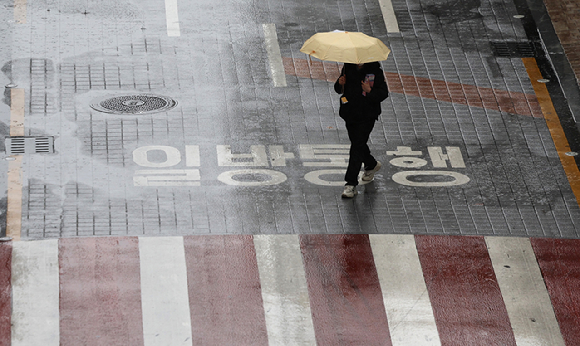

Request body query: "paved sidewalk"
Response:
[2, 0, 580, 344]
[2, 0, 580, 239]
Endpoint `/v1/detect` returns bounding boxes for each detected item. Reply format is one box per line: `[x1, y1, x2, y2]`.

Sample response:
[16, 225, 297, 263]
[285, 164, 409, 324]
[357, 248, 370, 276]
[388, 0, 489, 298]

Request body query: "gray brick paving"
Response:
[3, 0, 580, 237]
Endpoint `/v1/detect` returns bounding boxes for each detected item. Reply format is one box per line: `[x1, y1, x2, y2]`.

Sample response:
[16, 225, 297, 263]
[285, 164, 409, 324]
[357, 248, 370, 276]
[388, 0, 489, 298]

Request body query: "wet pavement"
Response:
[1, 0, 580, 238]
[2, 0, 580, 343]
[4, 235, 580, 345]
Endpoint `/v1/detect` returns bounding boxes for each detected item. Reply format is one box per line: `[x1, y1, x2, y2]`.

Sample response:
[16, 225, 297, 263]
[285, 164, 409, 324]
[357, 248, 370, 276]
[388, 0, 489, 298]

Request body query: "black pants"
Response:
[344, 119, 377, 186]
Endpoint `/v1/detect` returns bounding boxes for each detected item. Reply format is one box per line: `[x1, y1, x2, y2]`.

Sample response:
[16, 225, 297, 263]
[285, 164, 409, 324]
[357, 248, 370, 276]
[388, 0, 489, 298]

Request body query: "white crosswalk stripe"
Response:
[11, 240, 59, 346]
[139, 237, 192, 346]
[370, 235, 441, 346]
[486, 237, 566, 346]
[254, 235, 316, 345]
[6, 235, 574, 345]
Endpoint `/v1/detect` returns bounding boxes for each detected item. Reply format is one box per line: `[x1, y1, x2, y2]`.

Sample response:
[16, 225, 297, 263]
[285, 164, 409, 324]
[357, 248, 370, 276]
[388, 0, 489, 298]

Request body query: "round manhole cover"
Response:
[90, 94, 177, 114]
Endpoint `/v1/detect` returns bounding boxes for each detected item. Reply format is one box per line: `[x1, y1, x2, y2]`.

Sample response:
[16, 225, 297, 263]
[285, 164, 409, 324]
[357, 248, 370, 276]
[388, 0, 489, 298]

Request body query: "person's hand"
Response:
[361, 81, 372, 93]
[338, 76, 346, 85]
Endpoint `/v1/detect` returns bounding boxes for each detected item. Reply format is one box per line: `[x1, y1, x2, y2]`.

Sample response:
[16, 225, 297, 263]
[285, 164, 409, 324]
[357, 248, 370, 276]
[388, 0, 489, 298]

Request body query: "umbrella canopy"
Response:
[300, 31, 391, 64]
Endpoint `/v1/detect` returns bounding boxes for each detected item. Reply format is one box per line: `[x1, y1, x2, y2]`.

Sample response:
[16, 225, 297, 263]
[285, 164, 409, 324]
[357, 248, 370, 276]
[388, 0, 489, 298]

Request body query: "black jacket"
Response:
[333, 62, 389, 122]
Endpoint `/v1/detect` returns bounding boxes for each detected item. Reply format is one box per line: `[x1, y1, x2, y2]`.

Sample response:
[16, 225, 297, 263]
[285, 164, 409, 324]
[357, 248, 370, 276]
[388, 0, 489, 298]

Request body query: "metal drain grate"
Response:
[5, 137, 54, 155]
[490, 41, 537, 58]
[90, 94, 177, 115]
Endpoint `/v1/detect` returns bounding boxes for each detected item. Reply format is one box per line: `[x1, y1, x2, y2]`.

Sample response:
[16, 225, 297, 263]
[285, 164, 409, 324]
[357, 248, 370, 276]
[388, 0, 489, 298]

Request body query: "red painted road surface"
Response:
[301, 234, 392, 345]
[283, 57, 544, 118]
[59, 237, 144, 346]
[531, 238, 580, 346]
[4, 235, 580, 345]
[184, 235, 269, 345]
[416, 236, 517, 346]
[0, 243, 11, 346]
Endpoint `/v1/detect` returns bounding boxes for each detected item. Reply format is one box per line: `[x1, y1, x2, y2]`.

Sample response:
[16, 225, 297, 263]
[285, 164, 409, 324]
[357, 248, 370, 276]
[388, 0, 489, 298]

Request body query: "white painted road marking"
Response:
[133, 169, 201, 186]
[263, 24, 287, 87]
[217, 169, 287, 186]
[11, 240, 60, 346]
[378, 0, 400, 33]
[130, 144, 470, 187]
[139, 237, 192, 346]
[165, 0, 180, 37]
[133, 145, 182, 167]
[486, 237, 566, 346]
[370, 235, 441, 346]
[6, 235, 580, 345]
[254, 235, 317, 345]
[304, 169, 347, 186]
[217, 145, 269, 167]
[391, 170, 470, 186]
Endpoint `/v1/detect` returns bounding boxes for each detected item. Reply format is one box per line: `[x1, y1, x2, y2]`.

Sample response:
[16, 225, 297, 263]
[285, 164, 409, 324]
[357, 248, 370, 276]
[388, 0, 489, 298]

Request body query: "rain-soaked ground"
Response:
[3, 0, 580, 345]
[1, 0, 580, 239]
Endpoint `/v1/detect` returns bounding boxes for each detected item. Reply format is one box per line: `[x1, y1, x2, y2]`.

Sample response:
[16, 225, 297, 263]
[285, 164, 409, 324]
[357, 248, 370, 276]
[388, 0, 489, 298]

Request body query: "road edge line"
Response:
[522, 57, 580, 207]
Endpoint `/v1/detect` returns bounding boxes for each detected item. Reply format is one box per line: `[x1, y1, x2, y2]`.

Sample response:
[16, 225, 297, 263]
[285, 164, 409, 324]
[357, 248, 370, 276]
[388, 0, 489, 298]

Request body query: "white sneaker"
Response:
[362, 161, 382, 182]
[341, 185, 357, 198]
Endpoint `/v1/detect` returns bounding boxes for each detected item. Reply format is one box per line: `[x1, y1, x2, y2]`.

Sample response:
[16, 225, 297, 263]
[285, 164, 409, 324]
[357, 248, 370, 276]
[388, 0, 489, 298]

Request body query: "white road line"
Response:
[369, 235, 441, 346]
[262, 24, 287, 87]
[254, 235, 316, 345]
[11, 240, 60, 346]
[378, 0, 400, 33]
[139, 237, 192, 346]
[486, 237, 566, 346]
[165, 0, 180, 37]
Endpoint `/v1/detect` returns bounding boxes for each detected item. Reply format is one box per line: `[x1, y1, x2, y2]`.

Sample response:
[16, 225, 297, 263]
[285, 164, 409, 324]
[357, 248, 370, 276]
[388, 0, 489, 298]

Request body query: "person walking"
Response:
[334, 62, 389, 198]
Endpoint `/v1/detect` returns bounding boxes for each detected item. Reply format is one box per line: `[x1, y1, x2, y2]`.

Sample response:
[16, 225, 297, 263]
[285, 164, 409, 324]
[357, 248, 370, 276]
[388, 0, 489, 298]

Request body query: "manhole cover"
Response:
[90, 94, 177, 114]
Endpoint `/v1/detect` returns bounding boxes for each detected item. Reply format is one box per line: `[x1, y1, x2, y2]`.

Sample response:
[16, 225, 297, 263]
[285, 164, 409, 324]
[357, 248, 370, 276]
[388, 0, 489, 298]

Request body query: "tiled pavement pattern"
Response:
[7, 0, 580, 237]
[543, 0, 580, 85]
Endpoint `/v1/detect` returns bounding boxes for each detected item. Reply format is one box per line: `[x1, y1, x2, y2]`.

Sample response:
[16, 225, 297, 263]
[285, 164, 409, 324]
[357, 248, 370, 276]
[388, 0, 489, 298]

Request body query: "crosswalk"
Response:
[1, 234, 579, 345]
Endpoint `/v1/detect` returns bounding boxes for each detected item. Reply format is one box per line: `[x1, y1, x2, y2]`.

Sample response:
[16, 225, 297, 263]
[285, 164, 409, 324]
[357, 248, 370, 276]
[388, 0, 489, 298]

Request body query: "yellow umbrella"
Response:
[300, 31, 391, 64]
